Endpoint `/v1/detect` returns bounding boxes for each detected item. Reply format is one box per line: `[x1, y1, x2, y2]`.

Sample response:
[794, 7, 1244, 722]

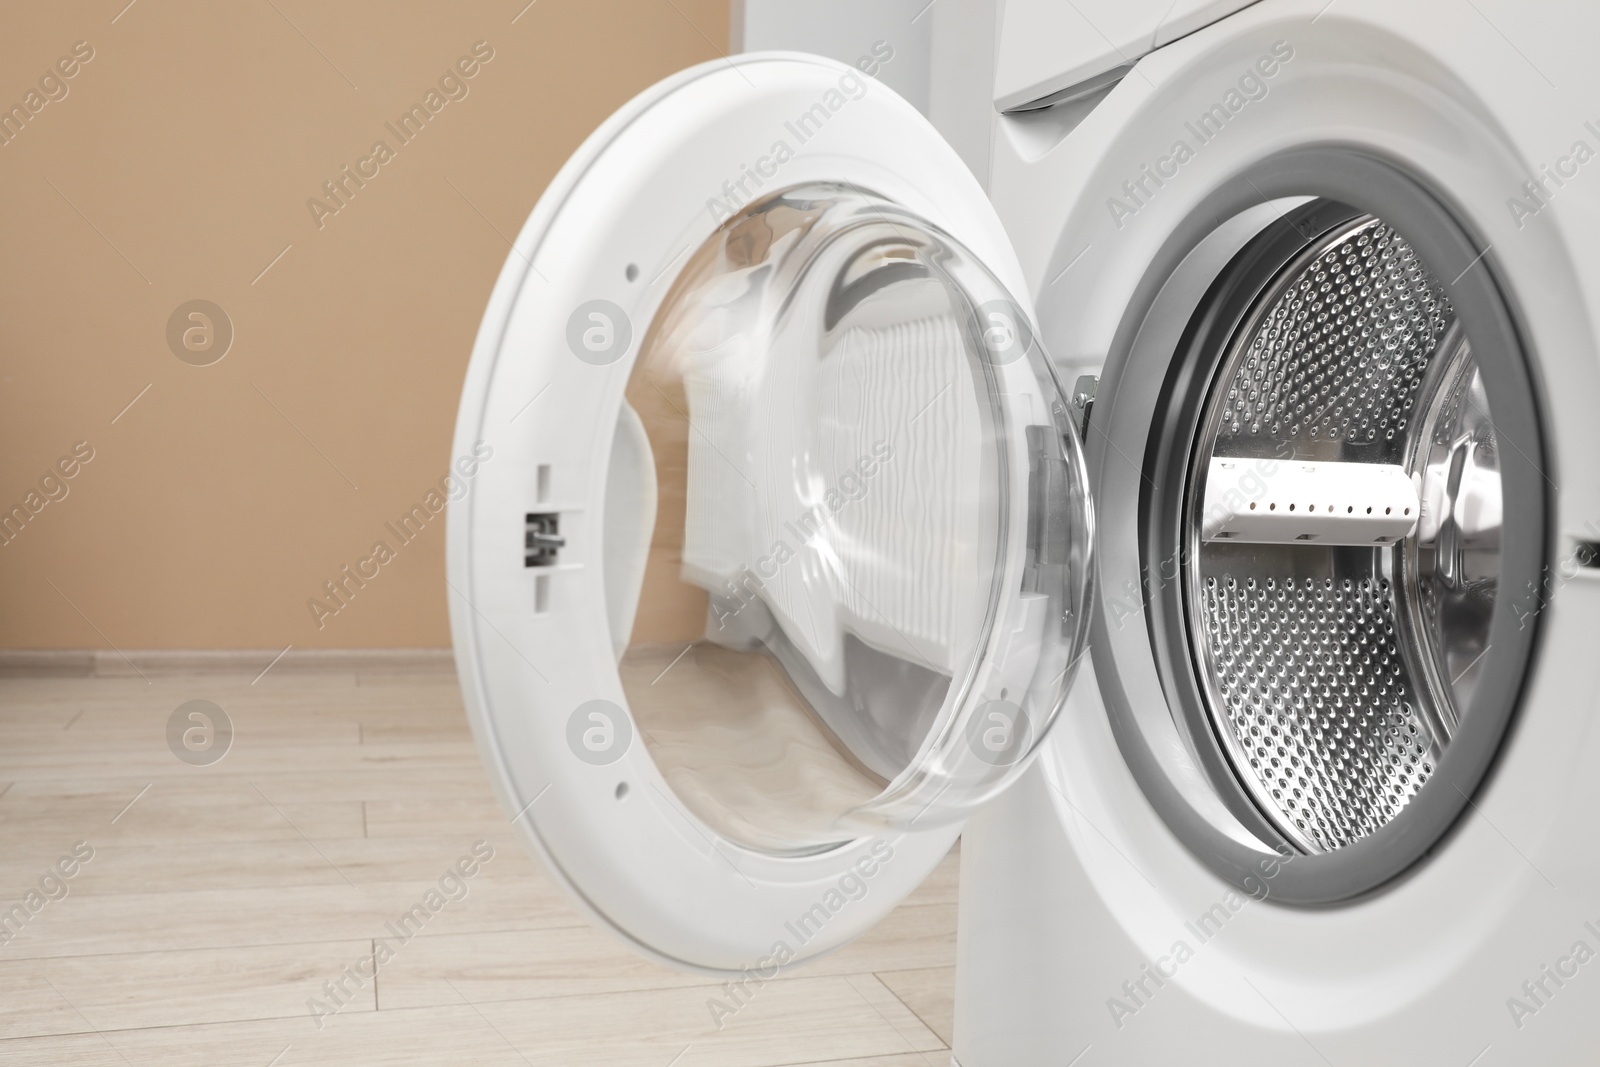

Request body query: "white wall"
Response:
[733, 0, 999, 181]
[735, 0, 933, 112]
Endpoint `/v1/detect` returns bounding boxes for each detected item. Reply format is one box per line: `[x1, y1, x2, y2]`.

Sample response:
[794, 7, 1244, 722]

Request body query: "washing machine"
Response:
[447, 0, 1600, 1062]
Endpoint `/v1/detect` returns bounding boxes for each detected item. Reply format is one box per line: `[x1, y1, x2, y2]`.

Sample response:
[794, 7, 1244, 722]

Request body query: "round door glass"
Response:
[604, 183, 1092, 853]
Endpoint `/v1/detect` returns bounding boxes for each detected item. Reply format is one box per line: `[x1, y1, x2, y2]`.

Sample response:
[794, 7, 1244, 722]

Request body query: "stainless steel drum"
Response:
[1182, 216, 1505, 854]
[1094, 151, 1546, 904]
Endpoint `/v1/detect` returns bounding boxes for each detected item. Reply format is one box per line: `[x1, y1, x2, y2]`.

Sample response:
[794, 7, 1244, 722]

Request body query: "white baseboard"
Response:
[0, 648, 456, 677]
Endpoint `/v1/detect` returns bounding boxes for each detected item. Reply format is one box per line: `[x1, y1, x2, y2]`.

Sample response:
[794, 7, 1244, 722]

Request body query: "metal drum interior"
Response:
[1183, 213, 1507, 854]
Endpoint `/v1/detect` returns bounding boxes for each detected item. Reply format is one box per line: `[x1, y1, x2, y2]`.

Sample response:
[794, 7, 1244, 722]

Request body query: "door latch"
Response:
[525, 513, 564, 567]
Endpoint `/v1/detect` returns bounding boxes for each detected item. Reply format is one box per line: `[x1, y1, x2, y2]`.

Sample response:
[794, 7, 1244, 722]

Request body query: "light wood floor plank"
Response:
[0, 1005, 541, 1066]
[901, 850, 959, 907]
[374, 902, 955, 1009]
[0, 836, 548, 897]
[0, 741, 484, 782]
[0, 868, 586, 961]
[0, 668, 960, 1064]
[362, 797, 506, 838]
[0, 786, 364, 847]
[0, 987, 949, 1067]
[0, 940, 375, 1039]
[877, 967, 956, 1047]
[468, 973, 944, 1066]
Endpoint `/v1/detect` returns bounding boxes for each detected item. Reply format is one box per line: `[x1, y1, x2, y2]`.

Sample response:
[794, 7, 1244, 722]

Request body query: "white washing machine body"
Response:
[448, 1, 1600, 1063]
[957, 0, 1600, 1063]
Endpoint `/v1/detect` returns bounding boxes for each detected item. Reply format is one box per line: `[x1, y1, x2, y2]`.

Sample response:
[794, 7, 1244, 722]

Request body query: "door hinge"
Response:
[1071, 375, 1098, 438]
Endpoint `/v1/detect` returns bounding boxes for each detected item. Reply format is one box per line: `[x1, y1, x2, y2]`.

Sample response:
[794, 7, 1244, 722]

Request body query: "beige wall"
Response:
[0, 0, 728, 649]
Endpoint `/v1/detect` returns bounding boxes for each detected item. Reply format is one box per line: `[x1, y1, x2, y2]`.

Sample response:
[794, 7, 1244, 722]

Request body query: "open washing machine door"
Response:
[448, 53, 1095, 972]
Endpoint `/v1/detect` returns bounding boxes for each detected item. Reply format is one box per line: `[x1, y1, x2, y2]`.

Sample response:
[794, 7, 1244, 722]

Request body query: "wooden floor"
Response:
[0, 667, 957, 1066]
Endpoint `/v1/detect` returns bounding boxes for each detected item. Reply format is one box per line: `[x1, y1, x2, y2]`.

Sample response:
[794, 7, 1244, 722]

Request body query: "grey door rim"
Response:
[1085, 146, 1548, 907]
